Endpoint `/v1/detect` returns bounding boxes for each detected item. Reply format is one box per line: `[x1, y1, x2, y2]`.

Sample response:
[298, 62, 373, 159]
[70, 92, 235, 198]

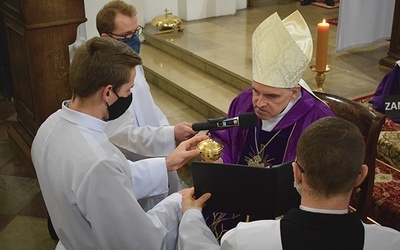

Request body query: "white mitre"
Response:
[252, 10, 312, 88]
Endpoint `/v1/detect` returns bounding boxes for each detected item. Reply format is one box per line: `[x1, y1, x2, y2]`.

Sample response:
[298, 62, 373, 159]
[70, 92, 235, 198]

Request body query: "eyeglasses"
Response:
[295, 161, 305, 173]
[108, 25, 143, 39]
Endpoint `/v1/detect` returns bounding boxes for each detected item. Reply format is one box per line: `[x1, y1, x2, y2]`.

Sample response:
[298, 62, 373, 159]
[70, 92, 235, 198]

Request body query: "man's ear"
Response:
[100, 33, 109, 38]
[102, 85, 113, 101]
[290, 85, 301, 100]
[355, 164, 368, 187]
[292, 161, 302, 185]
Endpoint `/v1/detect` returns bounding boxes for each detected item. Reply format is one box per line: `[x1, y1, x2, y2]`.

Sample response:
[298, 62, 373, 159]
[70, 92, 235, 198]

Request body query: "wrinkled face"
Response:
[251, 81, 300, 120]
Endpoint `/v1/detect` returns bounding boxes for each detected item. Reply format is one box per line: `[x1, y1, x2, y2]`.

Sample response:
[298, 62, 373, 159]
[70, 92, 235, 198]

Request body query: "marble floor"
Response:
[0, 1, 394, 249]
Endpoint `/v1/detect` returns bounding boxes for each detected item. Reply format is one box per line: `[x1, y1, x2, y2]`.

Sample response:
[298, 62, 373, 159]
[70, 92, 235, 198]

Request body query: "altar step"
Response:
[141, 26, 250, 120]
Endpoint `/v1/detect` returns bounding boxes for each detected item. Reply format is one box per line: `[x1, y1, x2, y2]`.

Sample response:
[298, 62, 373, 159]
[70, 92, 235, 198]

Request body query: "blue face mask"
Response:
[119, 33, 141, 54]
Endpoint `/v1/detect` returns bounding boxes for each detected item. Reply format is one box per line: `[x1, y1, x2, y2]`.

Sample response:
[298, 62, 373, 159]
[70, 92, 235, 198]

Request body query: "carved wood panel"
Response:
[1, 0, 86, 164]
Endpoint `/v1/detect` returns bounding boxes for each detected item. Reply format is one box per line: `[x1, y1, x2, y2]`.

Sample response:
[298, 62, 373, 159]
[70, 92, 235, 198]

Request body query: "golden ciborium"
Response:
[151, 8, 182, 29]
[196, 138, 224, 162]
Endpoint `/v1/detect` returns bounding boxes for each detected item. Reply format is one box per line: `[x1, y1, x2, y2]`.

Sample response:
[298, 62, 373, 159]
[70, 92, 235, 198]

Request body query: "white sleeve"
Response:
[179, 210, 283, 250]
[220, 220, 282, 250]
[105, 109, 176, 157]
[363, 223, 400, 250]
[132, 65, 170, 127]
[128, 158, 169, 200]
[147, 192, 184, 250]
[178, 209, 221, 250]
[155, 105, 170, 126]
[105, 65, 174, 157]
[79, 159, 180, 250]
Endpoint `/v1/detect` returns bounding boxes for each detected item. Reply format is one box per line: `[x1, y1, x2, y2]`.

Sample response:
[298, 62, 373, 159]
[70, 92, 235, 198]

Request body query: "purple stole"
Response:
[239, 123, 296, 167]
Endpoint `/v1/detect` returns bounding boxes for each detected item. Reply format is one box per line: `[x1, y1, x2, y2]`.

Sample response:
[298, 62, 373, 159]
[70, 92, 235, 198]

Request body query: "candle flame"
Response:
[322, 19, 326, 23]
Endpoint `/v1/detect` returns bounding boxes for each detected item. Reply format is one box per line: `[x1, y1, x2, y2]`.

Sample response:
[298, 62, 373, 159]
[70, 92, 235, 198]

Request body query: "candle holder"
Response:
[310, 65, 331, 92]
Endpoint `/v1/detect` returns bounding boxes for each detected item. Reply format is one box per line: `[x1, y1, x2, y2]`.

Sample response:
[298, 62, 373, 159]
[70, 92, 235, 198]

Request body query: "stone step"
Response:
[143, 25, 250, 92]
[140, 41, 240, 119]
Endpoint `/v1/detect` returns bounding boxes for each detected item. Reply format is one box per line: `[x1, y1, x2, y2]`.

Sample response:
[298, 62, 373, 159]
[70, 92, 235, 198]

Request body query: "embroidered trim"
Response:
[282, 122, 297, 162]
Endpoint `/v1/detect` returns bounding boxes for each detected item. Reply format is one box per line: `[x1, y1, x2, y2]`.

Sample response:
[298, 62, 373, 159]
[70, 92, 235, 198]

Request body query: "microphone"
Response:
[192, 112, 258, 131]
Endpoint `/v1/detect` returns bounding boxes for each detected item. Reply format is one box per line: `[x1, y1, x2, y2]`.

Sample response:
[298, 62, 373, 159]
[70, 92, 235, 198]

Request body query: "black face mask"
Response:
[106, 92, 132, 121]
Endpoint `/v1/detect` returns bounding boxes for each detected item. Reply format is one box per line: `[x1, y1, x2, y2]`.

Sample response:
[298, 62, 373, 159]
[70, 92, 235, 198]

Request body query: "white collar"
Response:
[300, 205, 348, 215]
[261, 90, 302, 132]
[61, 100, 107, 133]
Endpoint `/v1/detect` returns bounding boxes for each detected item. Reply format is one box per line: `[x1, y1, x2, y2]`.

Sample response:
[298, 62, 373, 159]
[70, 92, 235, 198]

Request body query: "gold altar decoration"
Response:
[197, 138, 224, 162]
[310, 65, 331, 92]
[151, 8, 182, 29]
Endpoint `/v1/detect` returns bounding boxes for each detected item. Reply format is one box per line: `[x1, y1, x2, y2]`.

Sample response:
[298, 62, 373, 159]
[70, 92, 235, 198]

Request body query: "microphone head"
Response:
[238, 112, 258, 128]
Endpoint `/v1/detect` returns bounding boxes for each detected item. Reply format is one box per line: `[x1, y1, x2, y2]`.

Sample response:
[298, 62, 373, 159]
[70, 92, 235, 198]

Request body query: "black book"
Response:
[191, 161, 301, 219]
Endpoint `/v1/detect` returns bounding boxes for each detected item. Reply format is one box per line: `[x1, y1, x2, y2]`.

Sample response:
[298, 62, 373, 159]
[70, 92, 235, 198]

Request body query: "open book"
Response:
[191, 161, 301, 219]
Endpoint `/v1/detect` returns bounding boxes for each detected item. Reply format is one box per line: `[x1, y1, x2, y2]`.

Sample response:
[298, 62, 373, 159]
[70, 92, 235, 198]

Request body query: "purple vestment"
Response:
[204, 87, 334, 241]
[210, 88, 334, 164]
[369, 62, 400, 123]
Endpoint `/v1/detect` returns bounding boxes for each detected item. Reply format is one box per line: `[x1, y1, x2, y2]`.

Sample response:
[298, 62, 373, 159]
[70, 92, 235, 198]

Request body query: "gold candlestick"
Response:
[310, 65, 330, 92]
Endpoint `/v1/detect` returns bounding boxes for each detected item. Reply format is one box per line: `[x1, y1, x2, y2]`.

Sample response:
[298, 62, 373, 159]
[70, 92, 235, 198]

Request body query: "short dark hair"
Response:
[69, 36, 142, 98]
[96, 0, 137, 35]
[296, 116, 365, 198]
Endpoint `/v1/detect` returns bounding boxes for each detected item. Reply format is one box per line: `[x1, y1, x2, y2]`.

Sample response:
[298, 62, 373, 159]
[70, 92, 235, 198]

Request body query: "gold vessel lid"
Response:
[197, 138, 224, 162]
[151, 8, 182, 29]
[197, 138, 223, 153]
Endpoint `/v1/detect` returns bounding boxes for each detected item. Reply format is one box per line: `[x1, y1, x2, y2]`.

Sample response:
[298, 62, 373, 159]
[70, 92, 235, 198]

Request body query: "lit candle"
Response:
[315, 19, 330, 71]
